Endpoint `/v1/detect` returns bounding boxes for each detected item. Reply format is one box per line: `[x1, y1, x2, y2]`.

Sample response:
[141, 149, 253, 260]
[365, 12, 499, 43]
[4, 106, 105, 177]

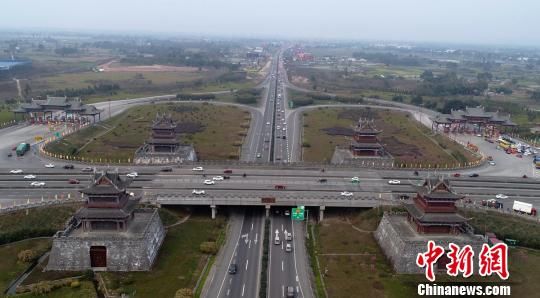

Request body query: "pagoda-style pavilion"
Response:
[431, 106, 516, 136]
[134, 113, 196, 164]
[47, 171, 165, 271]
[349, 118, 385, 157]
[404, 177, 467, 234]
[12, 96, 103, 123]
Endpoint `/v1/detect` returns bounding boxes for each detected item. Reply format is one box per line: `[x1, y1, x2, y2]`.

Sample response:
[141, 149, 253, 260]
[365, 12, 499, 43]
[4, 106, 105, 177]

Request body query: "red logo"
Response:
[416, 240, 445, 282]
[446, 243, 474, 278]
[479, 243, 509, 280]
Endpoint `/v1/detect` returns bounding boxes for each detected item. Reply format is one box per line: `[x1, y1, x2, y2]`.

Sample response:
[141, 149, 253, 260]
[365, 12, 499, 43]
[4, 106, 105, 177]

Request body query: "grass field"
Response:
[302, 107, 477, 166]
[101, 212, 226, 297]
[0, 107, 15, 124]
[15, 281, 97, 298]
[0, 238, 51, 294]
[44, 103, 250, 161]
[0, 204, 80, 245]
[313, 208, 540, 298]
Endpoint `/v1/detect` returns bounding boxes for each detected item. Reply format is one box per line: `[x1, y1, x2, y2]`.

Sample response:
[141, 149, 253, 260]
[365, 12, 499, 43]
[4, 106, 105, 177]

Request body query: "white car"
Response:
[388, 180, 401, 185]
[126, 172, 138, 178]
[30, 181, 45, 187]
[44, 163, 55, 168]
[23, 174, 36, 179]
[204, 180, 215, 185]
[340, 191, 354, 197]
[495, 194, 508, 199]
[10, 169, 23, 174]
[266, 122, 270, 125]
[351, 177, 360, 182]
[282, 128, 286, 131]
[277, 125, 281, 129]
[256, 153, 262, 158]
[488, 161, 496, 166]
[212, 176, 224, 181]
[284, 210, 290, 216]
[192, 167, 204, 171]
[285, 243, 292, 252]
[192, 189, 205, 195]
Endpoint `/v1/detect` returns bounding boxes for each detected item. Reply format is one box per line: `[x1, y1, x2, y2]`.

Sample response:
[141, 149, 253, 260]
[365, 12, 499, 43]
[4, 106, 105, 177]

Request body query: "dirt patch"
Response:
[176, 122, 205, 134]
[291, 75, 309, 85]
[321, 127, 354, 136]
[338, 109, 381, 121]
[381, 135, 423, 158]
[98, 60, 202, 73]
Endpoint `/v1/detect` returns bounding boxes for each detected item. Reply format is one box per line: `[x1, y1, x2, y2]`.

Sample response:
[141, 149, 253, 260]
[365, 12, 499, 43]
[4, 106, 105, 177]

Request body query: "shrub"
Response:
[199, 241, 218, 255]
[17, 249, 37, 263]
[70, 280, 81, 288]
[302, 142, 311, 148]
[31, 281, 53, 295]
[175, 288, 193, 298]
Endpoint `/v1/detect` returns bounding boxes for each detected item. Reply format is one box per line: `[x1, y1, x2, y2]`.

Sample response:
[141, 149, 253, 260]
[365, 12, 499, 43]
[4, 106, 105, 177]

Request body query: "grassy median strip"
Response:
[259, 218, 270, 298]
[307, 223, 327, 298]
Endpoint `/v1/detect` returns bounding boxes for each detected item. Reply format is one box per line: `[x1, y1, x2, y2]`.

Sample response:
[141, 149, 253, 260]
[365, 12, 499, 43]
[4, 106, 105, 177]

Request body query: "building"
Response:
[374, 177, 485, 274]
[12, 96, 103, 123]
[431, 106, 516, 136]
[47, 171, 165, 271]
[134, 113, 197, 165]
[349, 118, 385, 157]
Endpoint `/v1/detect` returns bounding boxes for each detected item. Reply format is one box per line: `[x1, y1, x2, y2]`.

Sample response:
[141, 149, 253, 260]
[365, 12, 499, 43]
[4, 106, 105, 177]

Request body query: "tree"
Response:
[420, 70, 434, 81]
[477, 72, 493, 81]
[411, 95, 423, 106]
[392, 95, 404, 102]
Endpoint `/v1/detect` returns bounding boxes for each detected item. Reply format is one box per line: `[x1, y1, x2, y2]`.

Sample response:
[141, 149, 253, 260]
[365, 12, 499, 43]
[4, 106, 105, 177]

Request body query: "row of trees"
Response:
[45, 83, 120, 98]
[417, 71, 488, 97]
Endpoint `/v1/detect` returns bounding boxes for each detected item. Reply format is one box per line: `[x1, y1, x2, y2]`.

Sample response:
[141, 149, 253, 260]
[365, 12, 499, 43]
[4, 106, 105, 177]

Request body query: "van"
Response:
[274, 236, 280, 245]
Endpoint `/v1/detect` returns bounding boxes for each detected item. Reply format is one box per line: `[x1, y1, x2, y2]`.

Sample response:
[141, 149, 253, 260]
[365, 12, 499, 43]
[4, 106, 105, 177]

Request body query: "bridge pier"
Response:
[265, 205, 270, 218]
[211, 205, 217, 219]
[319, 206, 326, 222]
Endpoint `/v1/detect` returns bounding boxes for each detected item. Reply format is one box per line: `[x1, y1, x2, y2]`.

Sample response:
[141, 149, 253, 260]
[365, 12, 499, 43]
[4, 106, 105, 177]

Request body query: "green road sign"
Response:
[54, 132, 61, 138]
[292, 206, 305, 221]
[289, 101, 294, 109]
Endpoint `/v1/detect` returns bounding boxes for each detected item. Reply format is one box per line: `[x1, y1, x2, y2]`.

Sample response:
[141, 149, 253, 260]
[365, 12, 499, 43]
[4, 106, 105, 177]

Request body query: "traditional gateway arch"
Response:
[12, 95, 103, 124]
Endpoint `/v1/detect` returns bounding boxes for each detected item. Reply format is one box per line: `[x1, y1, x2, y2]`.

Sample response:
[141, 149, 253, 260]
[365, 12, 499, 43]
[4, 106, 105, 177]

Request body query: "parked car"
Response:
[63, 164, 75, 169]
[68, 178, 80, 184]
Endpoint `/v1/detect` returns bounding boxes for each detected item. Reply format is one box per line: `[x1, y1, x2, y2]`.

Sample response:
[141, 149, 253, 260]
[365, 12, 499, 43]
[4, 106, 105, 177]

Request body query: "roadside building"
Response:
[12, 96, 102, 123]
[431, 106, 516, 137]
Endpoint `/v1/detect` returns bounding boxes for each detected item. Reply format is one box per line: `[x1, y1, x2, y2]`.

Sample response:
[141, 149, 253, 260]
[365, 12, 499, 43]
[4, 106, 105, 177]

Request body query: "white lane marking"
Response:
[241, 284, 245, 297]
[245, 259, 249, 271]
[230, 278, 232, 284]
[254, 233, 258, 244]
[251, 222, 254, 230]
[248, 239, 251, 249]
[281, 224, 283, 231]
[227, 289, 230, 296]
[282, 260, 284, 272]
[291, 216, 305, 298]
[217, 215, 244, 298]
[282, 242, 284, 250]
[282, 285, 285, 298]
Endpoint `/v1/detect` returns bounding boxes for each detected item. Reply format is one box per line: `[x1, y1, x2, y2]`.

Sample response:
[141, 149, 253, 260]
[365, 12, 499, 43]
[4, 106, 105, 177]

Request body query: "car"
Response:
[286, 286, 295, 298]
[282, 136, 286, 139]
[453, 173, 461, 177]
[274, 185, 286, 190]
[228, 264, 237, 274]
[274, 236, 280, 245]
[192, 189, 206, 195]
[516, 154, 523, 158]
[223, 175, 231, 180]
[388, 180, 401, 185]
[351, 177, 360, 183]
[523, 175, 528, 178]
[81, 167, 93, 173]
[212, 176, 224, 181]
[489, 161, 496, 166]
[161, 166, 173, 172]
[340, 191, 353, 197]
[44, 163, 55, 168]
[126, 172, 138, 178]
[282, 127, 286, 131]
[223, 169, 233, 174]
[256, 153, 262, 158]
[495, 194, 508, 199]
[318, 178, 327, 183]
[192, 166, 204, 171]
[476, 134, 482, 137]
[63, 164, 74, 169]
[266, 122, 270, 125]
[204, 180, 215, 185]
[469, 173, 479, 178]
[10, 169, 23, 174]
[11, 146, 17, 151]
[284, 210, 290, 216]
[30, 181, 45, 187]
[23, 174, 36, 179]
[7, 152, 12, 157]
[68, 178, 80, 184]
[285, 243, 292, 252]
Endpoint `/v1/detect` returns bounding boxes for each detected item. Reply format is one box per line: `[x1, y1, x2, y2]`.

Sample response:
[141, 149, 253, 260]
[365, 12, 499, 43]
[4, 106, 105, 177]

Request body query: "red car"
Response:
[274, 185, 286, 190]
[453, 173, 461, 177]
[68, 179, 80, 184]
[223, 169, 233, 174]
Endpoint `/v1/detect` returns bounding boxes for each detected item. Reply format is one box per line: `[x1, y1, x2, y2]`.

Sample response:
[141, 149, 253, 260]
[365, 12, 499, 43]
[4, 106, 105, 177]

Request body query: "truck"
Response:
[512, 200, 537, 216]
[16, 142, 30, 156]
[482, 199, 503, 209]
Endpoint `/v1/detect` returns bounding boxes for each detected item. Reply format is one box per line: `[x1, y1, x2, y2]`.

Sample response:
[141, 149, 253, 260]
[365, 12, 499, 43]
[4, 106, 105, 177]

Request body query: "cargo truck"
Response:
[512, 200, 537, 216]
[16, 142, 30, 156]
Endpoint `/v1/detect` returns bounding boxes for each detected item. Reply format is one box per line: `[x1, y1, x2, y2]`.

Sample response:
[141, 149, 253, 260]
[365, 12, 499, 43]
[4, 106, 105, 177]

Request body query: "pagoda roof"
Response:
[147, 138, 180, 144]
[414, 176, 463, 200]
[80, 171, 130, 195]
[354, 118, 381, 134]
[405, 203, 468, 224]
[44, 96, 72, 107]
[152, 113, 177, 129]
[76, 198, 138, 220]
[350, 141, 383, 149]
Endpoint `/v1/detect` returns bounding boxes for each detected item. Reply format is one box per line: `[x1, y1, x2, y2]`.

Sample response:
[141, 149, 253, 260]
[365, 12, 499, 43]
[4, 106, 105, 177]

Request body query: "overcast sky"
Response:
[2, 0, 538, 45]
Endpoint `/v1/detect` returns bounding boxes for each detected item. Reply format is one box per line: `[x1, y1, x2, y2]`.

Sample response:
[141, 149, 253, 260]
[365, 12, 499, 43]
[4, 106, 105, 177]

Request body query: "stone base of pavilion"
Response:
[46, 209, 165, 272]
[331, 147, 394, 167]
[134, 144, 197, 165]
[374, 213, 485, 274]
